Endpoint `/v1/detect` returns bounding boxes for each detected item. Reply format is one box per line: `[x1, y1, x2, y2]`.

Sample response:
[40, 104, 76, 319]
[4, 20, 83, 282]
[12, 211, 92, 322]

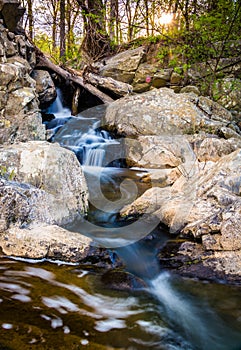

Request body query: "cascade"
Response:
[41, 89, 241, 350]
[49, 93, 120, 168]
[47, 88, 72, 118]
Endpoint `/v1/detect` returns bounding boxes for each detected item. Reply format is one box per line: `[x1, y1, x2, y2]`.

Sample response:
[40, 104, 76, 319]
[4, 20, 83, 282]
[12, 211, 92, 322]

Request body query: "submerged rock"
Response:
[101, 269, 147, 291]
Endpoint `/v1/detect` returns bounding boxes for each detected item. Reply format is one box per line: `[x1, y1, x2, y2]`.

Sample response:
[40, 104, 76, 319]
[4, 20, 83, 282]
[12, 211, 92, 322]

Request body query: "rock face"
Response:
[0, 0, 25, 32]
[0, 223, 120, 267]
[0, 22, 46, 144]
[121, 149, 241, 280]
[105, 88, 241, 281]
[0, 141, 88, 227]
[99, 47, 146, 83]
[31, 69, 56, 108]
[103, 88, 235, 138]
[0, 12, 98, 265]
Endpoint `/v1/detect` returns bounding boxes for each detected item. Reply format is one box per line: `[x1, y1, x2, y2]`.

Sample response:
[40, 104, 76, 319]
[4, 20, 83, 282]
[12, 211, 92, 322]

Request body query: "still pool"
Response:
[0, 257, 240, 350]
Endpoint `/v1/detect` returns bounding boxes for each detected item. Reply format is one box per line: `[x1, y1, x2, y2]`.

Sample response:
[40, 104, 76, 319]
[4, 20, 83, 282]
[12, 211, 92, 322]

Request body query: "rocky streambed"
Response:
[0, 5, 241, 284]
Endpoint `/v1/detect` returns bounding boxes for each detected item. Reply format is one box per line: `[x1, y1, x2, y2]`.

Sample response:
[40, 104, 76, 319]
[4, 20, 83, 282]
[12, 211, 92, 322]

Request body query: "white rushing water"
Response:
[40, 89, 241, 350]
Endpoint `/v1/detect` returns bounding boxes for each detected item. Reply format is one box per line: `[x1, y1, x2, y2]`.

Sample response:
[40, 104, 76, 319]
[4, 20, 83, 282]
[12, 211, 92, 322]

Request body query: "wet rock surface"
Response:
[101, 269, 147, 291]
[0, 223, 121, 268]
[158, 240, 241, 285]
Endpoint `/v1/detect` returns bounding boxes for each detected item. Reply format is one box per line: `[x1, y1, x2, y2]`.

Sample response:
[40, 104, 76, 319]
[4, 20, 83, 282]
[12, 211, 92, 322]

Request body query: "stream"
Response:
[0, 92, 241, 350]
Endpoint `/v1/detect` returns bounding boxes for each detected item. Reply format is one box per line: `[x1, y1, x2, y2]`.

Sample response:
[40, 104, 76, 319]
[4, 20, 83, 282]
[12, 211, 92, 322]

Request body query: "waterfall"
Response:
[83, 147, 106, 167]
[43, 91, 241, 350]
[47, 88, 72, 118]
[49, 101, 119, 169]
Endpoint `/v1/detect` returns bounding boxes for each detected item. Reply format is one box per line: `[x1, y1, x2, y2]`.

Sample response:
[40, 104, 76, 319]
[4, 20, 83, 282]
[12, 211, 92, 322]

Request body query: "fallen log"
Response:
[35, 49, 114, 104]
[85, 72, 133, 97]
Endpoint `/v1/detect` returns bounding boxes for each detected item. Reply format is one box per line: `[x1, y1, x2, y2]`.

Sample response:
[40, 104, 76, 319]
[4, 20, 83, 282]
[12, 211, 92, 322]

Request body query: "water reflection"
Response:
[0, 257, 241, 350]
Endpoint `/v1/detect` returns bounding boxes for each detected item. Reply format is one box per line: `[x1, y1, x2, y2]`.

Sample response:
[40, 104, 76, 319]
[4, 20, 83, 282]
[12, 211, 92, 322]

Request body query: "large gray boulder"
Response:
[121, 149, 241, 278]
[103, 88, 236, 137]
[0, 141, 88, 227]
[99, 47, 146, 83]
[0, 21, 45, 144]
[0, 56, 45, 143]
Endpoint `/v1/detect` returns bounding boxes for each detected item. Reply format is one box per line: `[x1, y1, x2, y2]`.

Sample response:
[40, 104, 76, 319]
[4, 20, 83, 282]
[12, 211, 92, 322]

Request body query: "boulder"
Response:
[190, 135, 241, 162]
[0, 223, 120, 267]
[125, 135, 183, 168]
[101, 269, 147, 291]
[0, 141, 88, 226]
[158, 240, 241, 283]
[0, 0, 25, 33]
[180, 85, 200, 95]
[0, 224, 92, 261]
[31, 69, 57, 108]
[152, 68, 172, 88]
[99, 46, 146, 83]
[0, 22, 16, 58]
[0, 56, 45, 144]
[132, 62, 157, 92]
[103, 88, 236, 137]
[121, 149, 241, 244]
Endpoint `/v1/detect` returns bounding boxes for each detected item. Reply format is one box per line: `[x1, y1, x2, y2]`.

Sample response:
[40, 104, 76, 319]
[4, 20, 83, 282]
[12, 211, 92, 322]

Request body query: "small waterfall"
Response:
[47, 88, 71, 119]
[83, 147, 106, 167]
[50, 103, 120, 169]
[43, 90, 241, 350]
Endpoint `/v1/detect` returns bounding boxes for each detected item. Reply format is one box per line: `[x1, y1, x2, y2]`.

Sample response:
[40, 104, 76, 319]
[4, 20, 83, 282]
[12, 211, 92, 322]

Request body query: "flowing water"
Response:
[1, 93, 241, 350]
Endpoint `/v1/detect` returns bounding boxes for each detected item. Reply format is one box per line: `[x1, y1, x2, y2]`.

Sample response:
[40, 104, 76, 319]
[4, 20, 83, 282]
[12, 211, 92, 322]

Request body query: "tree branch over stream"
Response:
[35, 47, 114, 104]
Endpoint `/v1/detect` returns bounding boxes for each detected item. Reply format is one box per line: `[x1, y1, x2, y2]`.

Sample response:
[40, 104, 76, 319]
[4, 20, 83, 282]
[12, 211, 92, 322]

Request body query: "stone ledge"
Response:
[0, 0, 25, 32]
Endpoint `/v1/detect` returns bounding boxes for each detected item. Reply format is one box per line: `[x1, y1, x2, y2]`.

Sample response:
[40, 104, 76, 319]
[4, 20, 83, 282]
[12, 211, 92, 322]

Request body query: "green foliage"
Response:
[173, 66, 182, 74]
[0, 166, 16, 181]
[212, 78, 241, 102]
[34, 33, 82, 65]
[147, 35, 161, 44]
[156, 46, 170, 65]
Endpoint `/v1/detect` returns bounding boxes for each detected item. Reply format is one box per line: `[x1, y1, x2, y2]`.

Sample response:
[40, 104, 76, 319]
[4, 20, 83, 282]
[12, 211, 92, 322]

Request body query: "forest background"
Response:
[20, 0, 241, 96]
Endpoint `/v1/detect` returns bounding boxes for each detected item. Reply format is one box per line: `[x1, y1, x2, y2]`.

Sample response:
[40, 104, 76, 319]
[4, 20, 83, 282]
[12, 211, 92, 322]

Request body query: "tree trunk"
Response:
[35, 47, 113, 104]
[77, 0, 111, 60]
[109, 0, 118, 42]
[27, 0, 34, 39]
[60, 0, 66, 59]
[144, 0, 149, 37]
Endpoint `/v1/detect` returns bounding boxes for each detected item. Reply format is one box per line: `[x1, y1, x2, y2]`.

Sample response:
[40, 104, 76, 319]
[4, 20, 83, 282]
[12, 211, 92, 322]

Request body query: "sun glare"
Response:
[159, 13, 173, 25]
